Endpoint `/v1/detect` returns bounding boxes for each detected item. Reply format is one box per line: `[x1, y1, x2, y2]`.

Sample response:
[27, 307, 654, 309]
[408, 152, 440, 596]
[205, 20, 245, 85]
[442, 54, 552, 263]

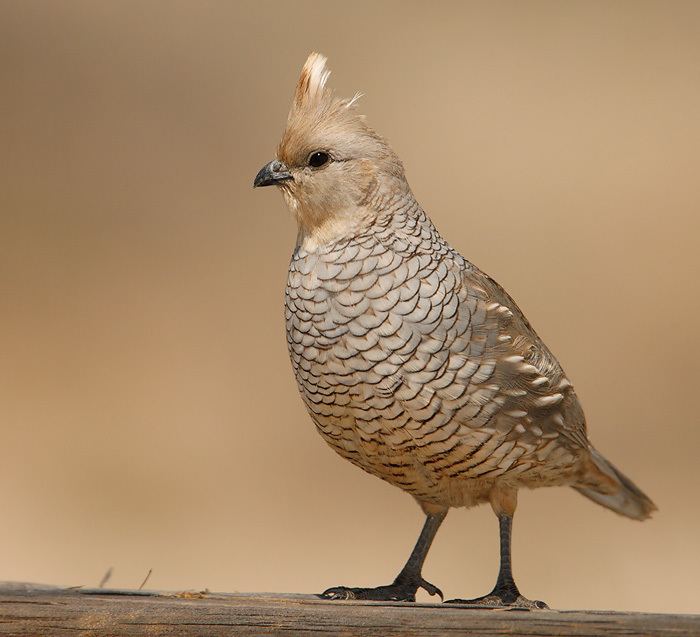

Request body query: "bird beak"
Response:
[253, 160, 293, 188]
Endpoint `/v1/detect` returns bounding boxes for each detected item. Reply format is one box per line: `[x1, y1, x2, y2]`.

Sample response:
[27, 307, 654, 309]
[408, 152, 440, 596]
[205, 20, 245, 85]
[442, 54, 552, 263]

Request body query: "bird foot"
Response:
[320, 576, 443, 602]
[445, 590, 547, 610]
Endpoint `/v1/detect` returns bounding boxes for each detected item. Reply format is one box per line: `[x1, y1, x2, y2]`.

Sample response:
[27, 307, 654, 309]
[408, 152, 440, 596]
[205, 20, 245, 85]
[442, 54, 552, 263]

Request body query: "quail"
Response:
[254, 53, 656, 608]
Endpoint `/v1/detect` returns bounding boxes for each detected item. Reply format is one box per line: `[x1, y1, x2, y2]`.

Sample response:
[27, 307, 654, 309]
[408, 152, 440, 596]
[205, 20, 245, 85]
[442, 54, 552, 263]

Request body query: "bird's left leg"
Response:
[446, 486, 548, 609]
[320, 508, 447, 602]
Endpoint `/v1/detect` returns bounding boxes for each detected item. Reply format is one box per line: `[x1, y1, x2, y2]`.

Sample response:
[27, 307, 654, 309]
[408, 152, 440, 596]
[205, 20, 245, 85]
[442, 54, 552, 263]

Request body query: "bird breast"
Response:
[284, 211, 584, 506]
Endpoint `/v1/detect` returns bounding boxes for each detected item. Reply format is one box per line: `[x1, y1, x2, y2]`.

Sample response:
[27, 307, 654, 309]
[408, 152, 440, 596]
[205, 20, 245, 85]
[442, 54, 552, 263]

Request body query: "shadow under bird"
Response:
[254, 53, 656, 608]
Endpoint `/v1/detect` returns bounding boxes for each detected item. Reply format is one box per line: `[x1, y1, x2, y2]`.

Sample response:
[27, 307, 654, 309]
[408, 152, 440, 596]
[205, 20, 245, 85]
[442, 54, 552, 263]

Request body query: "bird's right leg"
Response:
[445, 486, 548, 609]
[320, 509, 447, 602]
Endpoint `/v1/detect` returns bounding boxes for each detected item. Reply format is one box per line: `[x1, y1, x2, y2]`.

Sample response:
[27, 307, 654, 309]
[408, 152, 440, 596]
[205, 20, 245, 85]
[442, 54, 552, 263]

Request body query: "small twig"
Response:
[98, 567, 113, 589]
[138, 569, 152, 591]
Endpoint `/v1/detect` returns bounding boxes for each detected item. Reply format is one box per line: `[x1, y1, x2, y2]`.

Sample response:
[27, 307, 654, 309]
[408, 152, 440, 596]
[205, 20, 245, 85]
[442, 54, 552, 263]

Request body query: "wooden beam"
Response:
[0, 583, 697, 636]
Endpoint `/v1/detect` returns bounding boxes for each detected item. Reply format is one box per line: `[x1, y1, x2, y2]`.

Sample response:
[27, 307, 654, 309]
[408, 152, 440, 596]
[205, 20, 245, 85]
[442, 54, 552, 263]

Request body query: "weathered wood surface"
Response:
[0, 583, 698, 637]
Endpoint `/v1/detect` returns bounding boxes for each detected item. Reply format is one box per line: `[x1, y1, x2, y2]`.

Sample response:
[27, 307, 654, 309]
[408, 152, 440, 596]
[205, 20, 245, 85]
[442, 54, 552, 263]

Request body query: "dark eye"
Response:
[308, 151, 330, 168]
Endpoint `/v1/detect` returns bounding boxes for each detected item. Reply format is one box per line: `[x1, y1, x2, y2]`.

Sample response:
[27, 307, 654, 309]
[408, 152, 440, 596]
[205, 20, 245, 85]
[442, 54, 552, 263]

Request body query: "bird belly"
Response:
[300, 366, 576, 509]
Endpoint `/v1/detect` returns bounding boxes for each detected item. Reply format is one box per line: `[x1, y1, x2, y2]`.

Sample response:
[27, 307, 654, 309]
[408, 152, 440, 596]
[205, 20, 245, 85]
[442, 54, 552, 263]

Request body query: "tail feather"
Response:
[574, 449, 657, 521]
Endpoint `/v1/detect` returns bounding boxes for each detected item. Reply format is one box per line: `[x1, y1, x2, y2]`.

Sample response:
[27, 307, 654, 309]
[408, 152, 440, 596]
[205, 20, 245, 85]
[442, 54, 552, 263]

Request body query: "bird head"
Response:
[254, 53, 406, 245]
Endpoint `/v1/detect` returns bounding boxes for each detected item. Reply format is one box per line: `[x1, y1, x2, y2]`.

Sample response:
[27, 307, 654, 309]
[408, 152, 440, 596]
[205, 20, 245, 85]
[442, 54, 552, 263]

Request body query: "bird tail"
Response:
[573, 448, 657, 521]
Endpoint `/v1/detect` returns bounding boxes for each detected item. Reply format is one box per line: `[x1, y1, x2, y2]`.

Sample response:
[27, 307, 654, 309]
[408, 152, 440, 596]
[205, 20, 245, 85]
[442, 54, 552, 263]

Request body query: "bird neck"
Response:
[295, 181, 427, 255]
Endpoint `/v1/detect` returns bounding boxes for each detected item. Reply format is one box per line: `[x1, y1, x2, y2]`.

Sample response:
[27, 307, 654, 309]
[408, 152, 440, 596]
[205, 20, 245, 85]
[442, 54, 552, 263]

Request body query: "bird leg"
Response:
[445, 513, 548, 609]
[320, 510, 446, 602]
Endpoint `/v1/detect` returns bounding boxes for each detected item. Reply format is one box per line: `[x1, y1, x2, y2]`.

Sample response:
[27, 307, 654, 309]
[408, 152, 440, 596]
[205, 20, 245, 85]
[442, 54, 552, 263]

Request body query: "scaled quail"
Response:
[254, 53, 656, 608]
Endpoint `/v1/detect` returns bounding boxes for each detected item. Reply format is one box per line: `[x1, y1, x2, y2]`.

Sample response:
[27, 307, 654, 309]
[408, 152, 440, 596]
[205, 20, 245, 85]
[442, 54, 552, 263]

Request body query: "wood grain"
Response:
[0, 583, 697, 636]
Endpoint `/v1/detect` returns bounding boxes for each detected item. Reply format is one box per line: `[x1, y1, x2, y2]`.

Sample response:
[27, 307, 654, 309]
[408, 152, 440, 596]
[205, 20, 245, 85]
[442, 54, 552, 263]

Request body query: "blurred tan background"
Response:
[1, 0, 698, 614]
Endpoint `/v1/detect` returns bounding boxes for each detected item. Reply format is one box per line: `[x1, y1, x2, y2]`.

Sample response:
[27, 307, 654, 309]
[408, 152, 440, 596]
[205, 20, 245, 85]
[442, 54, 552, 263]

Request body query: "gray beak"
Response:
[253, 160, 293, 188]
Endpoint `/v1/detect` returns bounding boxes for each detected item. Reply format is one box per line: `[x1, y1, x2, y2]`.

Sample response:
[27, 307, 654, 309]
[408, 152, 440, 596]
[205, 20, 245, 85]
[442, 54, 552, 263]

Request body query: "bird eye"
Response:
[308, 151, 330, 168]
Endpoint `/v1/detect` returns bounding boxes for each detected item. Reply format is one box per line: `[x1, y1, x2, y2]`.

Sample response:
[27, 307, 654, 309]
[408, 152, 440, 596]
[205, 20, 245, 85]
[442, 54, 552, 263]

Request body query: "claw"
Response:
[319, 586, 356, 600]
[444, 594, 548, 610]
[319, 580, 439, 603]
[418, 578, 443, 601]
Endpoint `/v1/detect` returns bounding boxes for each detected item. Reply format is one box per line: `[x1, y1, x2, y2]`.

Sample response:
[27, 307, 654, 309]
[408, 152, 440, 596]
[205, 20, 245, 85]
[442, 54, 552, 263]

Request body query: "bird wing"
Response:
[456, 262, 590, 450]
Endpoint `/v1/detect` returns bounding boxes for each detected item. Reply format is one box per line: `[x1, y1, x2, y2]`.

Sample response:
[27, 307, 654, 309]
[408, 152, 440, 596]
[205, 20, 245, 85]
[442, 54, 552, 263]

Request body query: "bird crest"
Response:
[279, 53, 365, 165]
[292, 52, 333, 114]
[288, 53, 361, 120]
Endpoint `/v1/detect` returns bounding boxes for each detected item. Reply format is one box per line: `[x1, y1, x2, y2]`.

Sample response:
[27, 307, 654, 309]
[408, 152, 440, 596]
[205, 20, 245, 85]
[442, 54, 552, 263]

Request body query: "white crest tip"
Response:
[345, 92, 364, 108]
[294, 52, 331, 109]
